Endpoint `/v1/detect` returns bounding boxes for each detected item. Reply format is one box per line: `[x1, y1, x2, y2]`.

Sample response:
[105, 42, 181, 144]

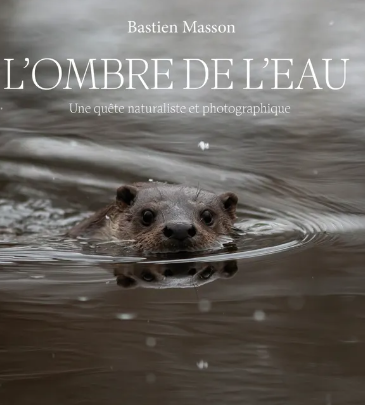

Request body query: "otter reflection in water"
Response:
[113, 260, 238, 289]
[68, 182, 238, 253]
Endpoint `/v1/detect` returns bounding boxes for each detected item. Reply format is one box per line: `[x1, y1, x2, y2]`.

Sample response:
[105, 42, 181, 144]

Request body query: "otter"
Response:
[68, 182, 238, 253]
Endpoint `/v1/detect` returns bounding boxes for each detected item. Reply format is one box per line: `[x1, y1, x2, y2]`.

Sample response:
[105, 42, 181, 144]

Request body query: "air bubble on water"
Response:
[116, 313, 136, 320]
[146, 337, 156, 347]
[198, 299, 212, 313]
[197, 360, 209, 369]
[198, 141, 209, 151]
[253, 310, 266, 322]
[78, 296, 89, 302]
[149, 178, 154, 182]
[146, 373, 156, 384]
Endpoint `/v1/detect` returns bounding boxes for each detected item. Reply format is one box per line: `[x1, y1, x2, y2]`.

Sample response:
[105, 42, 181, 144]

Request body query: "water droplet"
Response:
[116, 313, 136, 320]
[146, 337, 156, 347]
[197, 360, 209, 369]
[105, 215, 110, 220]
[253, 310, 266, 322]
[148, 178, 154, 182]
[198, 141, 209, 151]
[78, 296, 89, 302]
[198, 299, 212, 313]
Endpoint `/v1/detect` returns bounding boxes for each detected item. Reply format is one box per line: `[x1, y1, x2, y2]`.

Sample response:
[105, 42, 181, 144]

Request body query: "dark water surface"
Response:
[1, 1, 365, 404]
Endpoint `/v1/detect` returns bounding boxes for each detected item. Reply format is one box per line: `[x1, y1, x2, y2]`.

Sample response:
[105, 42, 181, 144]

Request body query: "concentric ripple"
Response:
[1, 198, 364, 268]
[1, 135, 365, 277]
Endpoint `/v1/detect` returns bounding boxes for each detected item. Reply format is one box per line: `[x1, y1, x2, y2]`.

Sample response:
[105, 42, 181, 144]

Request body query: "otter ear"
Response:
[116, 185, 138, 208]
[219, 192, 238, 218]
[221, 261, 238, 278]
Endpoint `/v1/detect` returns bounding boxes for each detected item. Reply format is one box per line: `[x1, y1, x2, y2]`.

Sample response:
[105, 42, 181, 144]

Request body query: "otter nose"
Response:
[163, 223, 197, 241]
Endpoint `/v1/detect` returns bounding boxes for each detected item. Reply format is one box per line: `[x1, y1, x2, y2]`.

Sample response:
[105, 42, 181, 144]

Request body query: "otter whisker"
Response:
[195, 186, 202, 201]
[156, 186, 164, 200]
[156, 187, 167, 223]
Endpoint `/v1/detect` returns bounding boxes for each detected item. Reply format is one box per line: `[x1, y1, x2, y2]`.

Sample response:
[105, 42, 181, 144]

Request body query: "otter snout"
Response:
[163, 222, 197, 241]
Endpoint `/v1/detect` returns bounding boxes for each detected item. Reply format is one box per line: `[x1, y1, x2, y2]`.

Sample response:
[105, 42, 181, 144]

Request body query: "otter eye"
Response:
[200, 266, 214, 280]
[141, 271, 155, 282]
[141, 210, 155, 226]
[201, 210, 214, 226]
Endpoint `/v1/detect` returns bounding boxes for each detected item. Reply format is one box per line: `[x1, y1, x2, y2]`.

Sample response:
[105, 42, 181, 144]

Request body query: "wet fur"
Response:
[68, 182, 238, 253]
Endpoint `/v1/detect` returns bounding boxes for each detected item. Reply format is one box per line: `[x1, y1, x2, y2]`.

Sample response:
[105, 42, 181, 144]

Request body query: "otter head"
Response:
[115, 183, 238, 253]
